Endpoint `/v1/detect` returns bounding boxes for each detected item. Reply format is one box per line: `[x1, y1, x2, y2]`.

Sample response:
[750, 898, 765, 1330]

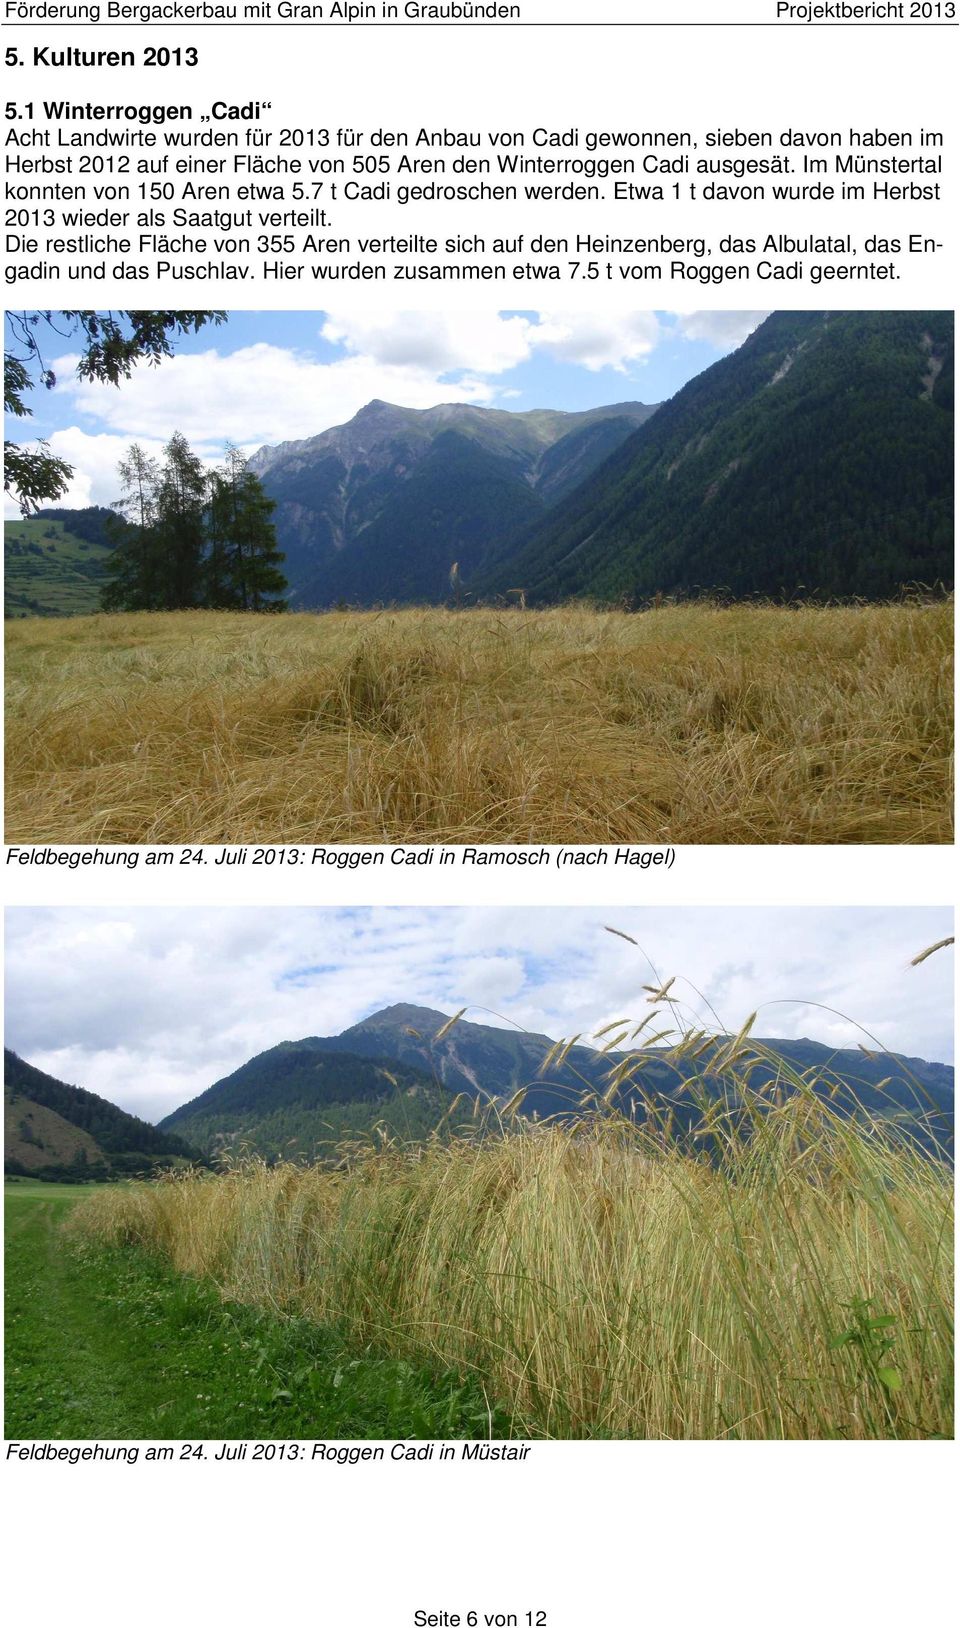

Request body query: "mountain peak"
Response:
[250, 396, 660, 606]
[349, 1003, 450, 1033]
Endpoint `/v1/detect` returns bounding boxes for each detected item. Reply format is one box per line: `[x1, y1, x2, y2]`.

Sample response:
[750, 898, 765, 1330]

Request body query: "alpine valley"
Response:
[8, 309, 952, 617]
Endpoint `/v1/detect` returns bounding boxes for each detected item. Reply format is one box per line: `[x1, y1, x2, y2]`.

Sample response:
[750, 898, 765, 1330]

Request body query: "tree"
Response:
[154, 431, 209, 609]
[4, 310, 226, 514]
[101, 444, 162, 611]
[101, 435, 287, 613]
[207, 445, 287, 611]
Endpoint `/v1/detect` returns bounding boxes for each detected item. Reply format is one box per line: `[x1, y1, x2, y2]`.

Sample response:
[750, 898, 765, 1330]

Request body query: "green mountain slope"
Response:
[5, 1088, 107, 1176]
[4, 1050, 203, 1179]
[299, 432, 545, 606]
[160, 1042, 474, 1161]
[4, 510, 119, 619]
[160, 1005, 953, 1158]
[482, 310, 954, 603]
[249, 398, 656, 607]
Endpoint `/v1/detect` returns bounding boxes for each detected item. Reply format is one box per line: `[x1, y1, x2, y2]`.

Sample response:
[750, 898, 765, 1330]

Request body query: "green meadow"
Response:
[4, 1181, 509, 1441]
[4, 518, 113, 620]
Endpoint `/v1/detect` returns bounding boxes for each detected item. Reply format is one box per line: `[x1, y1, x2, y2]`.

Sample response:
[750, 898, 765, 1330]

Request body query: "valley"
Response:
[5, 1049, 204, 1182]
[5, 310, 951, 844]
[6, 929, 953, 1441]
[7, 311, 952, 617]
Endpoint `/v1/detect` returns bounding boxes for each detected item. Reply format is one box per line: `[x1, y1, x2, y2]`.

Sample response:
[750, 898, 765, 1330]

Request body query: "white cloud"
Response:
[3, 311, 766, 516]
[3, 426, 233, 515]
[322, 310, 667, 376]
[672, 310, 770, 348]
[46, 314, 672, 462]
[4, 907, 953, 1125]
[45, 340, 502, 452]
[528, 311, 664, 371]
[9, 427, 170, 514]
[320, 311, 535, 375]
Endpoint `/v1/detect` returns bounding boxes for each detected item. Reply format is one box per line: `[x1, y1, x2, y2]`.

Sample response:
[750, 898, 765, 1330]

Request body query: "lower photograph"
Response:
[4, 905, 954, 1443]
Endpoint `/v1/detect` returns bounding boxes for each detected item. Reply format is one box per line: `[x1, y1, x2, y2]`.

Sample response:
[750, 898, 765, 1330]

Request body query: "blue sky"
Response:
[5, 906, 953, 1123]
[5, 308, 768, 514]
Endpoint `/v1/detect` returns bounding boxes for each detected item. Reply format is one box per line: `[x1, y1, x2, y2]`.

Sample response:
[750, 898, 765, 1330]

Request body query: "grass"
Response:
[5, 599, 953, 843]
[68, 1036, 955, 1441]
[4, 1181, 510, 1440]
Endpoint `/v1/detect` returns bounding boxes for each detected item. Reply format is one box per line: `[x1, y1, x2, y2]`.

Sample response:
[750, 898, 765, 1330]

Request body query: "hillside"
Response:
[248, 397, 656, 606]
[4, 510, 122, 619]
[5, 1088, 107, 1176]
[482, 310, 954, 603]
[161, 1004, 954, 1157]
[159, 1041, 475, 1161]
[4, 1050, 203, 1180]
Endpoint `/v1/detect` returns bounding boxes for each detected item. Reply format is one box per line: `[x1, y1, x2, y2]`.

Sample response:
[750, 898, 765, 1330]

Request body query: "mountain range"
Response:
[4, 1049, 202, 1181]
[246, 398, 656, 606]
[8, 309, 953, 616]
[8, 1007, 951, 1176]
[248, 309, 953, 606]
[159, 1003, 954, 1160]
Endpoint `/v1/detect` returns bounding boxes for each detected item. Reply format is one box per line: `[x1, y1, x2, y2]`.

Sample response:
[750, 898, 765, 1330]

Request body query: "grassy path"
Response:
[4, 1183, 510, 1440]
[5, 1185, 147, 1438]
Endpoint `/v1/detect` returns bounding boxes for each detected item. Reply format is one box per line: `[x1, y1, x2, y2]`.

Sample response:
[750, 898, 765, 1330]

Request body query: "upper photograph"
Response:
[4, 307, 954, 846]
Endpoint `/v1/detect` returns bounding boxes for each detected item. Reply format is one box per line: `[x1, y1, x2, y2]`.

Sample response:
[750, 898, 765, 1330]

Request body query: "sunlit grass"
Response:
[6, 600, 952, 843]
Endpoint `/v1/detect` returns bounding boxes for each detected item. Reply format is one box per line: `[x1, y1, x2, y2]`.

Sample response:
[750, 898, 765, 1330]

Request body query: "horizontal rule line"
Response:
[4, 20, 960, 27]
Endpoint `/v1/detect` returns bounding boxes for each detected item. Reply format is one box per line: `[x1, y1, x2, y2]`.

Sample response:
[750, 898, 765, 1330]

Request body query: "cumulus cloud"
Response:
[8, 427, 171, 513]
[320, 311, 535, 375]
[44, 340, 501, 452]
[4, 907, 953, 1124]
[5, 311, 766, 516]
[529, 311, 664, 371]
[324, 309, 667, 375]
[672, 310, 770, 348]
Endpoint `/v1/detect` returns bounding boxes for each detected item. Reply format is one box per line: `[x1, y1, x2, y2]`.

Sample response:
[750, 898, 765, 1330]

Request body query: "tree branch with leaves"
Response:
[4, 310, 227, 514]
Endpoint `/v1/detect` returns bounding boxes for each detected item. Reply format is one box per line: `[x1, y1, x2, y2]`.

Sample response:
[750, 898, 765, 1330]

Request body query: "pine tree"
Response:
[102, 442, 162, 611]
[208, 445, 287, 611]
[154, 431, 208, 609]
[100, 435, 287, 612]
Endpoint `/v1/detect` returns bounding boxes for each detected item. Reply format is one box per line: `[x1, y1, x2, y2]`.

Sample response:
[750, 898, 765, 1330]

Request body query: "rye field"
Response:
[5, 600, 953, 845]
[68, 1059, 954, 1441]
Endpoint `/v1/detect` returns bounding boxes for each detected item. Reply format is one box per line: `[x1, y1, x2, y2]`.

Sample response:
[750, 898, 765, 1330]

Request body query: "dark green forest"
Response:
[481, 310, 955, 604]
[296, 432, 544, 607]
[176, 1092, 476, 1165]
[4, 1050, 202, 1178]
[160, 1043, 474, 1162]
[250, 399, 653, 608]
